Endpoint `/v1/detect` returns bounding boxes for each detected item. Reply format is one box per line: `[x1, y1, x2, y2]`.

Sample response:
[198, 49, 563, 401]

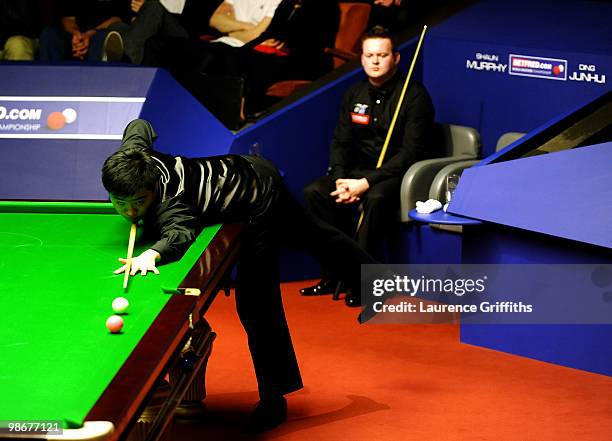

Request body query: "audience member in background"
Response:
[369, 0, 406, 33]
[370, 0, 442, 36]
[240, 0, 340, 112]
[301, 27, 435, 306]
[107, 0, 278, 66]
[0, 0, 52, 60]
[138, 0, 282, 127]
[104, 0, 223, 64]
[142, 0, 282, 74]
[352, 0, 411, 35]
[142, 0, 336, 120]
[39, 0, 132, 62]
[208, 0, 281, 47]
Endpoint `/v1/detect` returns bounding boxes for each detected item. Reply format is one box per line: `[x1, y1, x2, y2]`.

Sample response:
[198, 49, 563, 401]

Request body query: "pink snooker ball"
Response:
[106, 315, 124, 333]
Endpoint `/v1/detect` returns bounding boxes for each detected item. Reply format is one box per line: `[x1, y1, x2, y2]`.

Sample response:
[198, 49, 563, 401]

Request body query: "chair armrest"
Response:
[324, 47, 358, 61]
[400, 155, 476, 223]
[428, 160, 480, 201]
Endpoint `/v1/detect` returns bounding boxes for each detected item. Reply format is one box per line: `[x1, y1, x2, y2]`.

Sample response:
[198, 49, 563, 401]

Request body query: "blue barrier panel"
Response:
[450, 141, 612, 249]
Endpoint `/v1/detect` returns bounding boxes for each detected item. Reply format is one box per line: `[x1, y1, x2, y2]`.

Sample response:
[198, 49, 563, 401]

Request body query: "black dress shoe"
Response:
[300, 279, 338, 296]
[243, 396, 287, 433]
[344, 289, 361, 307]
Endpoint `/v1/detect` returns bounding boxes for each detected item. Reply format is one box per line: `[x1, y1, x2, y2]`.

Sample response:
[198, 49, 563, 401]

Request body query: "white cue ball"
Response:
[112, 297, 129, 314]
[62, 108, 77, 124]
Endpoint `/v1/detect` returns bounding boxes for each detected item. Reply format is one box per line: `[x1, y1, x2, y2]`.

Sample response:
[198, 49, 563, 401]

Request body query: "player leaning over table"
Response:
[101, 119, 378, 432]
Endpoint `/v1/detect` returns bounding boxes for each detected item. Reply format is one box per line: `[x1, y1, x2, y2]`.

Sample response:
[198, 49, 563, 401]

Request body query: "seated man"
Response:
[109, 0, 278, 65]
[142, 0, 337, 125]
[239, 0, 340, 112]
[168, 0, 283, 77]
[101, 119, 377, 431]
[39, 0, 131, 62]
[140, 0, 284, 75]
[301, 26, 435, 306]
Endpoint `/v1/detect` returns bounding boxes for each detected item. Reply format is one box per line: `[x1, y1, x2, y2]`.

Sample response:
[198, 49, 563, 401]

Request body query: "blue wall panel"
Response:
[139, 69, 234, 158]
[461, 225, 612, 376]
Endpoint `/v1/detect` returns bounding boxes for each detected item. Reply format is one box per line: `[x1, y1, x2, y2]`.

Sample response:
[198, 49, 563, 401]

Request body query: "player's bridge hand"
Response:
[114, 249, 161, 276]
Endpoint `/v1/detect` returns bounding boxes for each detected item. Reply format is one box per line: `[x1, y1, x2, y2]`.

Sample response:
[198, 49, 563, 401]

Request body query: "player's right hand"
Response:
[115, 249, 161, 276]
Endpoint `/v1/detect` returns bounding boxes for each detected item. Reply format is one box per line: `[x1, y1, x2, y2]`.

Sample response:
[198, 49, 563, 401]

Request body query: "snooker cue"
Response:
[123, 223, 137, 290]
[333, 25, 428, 301]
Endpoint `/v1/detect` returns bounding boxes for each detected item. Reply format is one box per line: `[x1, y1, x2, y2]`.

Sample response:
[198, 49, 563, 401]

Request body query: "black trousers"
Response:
[107, 1, 188, 64]
[236, 158, 378, 398]
[303, 175, 402, 280]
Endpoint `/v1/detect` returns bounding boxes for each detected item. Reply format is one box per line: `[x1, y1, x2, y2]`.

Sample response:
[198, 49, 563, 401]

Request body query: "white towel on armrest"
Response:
[415, 199, 443, 214]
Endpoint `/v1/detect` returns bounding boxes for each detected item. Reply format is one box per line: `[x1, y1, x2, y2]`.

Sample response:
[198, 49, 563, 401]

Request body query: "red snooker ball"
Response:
[47, 112, 66, 130]
[106, 315, 124, 333]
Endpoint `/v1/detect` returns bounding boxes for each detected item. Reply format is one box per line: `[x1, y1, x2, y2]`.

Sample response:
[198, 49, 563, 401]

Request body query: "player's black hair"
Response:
[361, 25, 397, 53]
[101, 147, 160, 197]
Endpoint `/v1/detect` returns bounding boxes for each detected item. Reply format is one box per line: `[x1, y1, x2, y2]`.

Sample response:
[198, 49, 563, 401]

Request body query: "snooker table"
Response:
[0, 201, 243, 440]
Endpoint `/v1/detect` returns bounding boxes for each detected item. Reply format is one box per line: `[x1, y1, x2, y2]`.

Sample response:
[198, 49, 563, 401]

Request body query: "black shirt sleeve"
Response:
[147, 195, 199, 263]
[120, 119, 158, 151]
